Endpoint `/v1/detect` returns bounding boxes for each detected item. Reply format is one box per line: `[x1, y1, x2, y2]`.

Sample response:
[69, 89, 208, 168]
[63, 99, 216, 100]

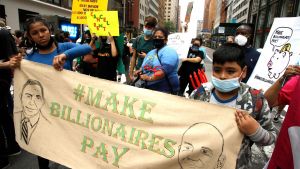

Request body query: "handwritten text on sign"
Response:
[71, 0, 108, 24]
[86, 11, 119, 36]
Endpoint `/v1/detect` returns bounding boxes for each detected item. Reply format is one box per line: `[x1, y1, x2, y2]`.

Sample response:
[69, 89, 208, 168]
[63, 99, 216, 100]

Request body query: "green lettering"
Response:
[80, 136, 94, 153]
[161, 139, 176, 158]
[93, 143, 108, 163]
[66, 106, 76, 124]
[101, 92, 118, 113]
[83, 113, 91, 128]
[75, 110, 85, 127]
[112, 146, 129, 168]
[50, 102, 60, 117]
[85, 87, 103, 108]
[148, 134, 163, 154]
[134, 130, 149, 149]
[112, 124, 127, 142]
[61, 105, 67, 120]
[91, 116, 102, 132]
[120, 96, 138, 119]
[101, 119, 115, 136]
[138, 100, 155, 124]
[128, 127, 136, 144]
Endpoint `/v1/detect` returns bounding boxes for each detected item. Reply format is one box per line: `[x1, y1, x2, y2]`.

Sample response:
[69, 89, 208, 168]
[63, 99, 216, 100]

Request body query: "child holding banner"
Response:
[24, 16, 92, 169]
[190, 43, 277, 169]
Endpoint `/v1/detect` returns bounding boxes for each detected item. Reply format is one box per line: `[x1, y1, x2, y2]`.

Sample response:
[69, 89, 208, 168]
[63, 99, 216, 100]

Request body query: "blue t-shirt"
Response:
[141, 46, 179, 93]
[26, 42, 92, 70]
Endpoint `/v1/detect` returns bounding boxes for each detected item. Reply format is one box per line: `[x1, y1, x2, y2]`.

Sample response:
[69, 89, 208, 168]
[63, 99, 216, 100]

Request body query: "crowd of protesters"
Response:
[0, 14, 300, 169]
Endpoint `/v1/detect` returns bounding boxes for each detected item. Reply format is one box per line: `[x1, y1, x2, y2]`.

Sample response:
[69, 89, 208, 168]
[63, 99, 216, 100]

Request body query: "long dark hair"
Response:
[25, 16, 58, 52]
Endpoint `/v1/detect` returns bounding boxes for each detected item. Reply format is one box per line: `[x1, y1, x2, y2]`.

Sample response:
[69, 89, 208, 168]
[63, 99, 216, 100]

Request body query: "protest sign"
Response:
[247, 17, 300, 91]
[14, 60, 243, 169]
[71, 0, 108, 24]
[86, 11, 119, 36]
[167, 33, 193, 59]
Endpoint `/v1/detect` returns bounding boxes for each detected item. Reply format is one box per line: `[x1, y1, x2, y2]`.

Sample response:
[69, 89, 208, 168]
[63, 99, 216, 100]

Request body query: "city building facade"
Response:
[158, 0, 165, 26]
[0, 0, 72, 32]
[250, 0, 300, 48]
[164, 0, 179, 29]
[149, 0, 159, 21]
[232, 0, 251, 23]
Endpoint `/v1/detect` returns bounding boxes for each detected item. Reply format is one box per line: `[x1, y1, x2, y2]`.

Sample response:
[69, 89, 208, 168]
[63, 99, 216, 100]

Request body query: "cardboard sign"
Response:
[14, 60, 243, 169]
[167, 33, 193, 59]
[71, 0, 108, 24]
[86, 11, 119, 36]
[247, 17, 300, 91]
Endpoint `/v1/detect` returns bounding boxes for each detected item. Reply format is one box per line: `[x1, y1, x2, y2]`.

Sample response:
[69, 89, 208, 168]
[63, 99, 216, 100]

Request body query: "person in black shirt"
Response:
[178, 38, 204, 96]
[235, 24, 260, 83]
[94, 33, 118, 81]
[0, 27, 22, 168]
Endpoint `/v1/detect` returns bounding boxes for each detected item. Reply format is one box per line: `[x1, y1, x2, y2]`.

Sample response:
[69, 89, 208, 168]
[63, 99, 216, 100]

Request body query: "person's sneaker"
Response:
[0, 158, 9, 169]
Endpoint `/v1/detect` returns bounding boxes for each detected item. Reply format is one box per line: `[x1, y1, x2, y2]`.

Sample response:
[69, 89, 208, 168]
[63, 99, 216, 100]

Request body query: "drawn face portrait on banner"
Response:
[21, 80, 45, 118]
[20, 79, 47, 145]
[178, 122, 226, 169]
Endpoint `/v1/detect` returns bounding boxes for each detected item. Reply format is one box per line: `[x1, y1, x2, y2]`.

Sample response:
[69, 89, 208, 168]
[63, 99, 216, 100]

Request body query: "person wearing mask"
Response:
[0, 21, 22, 169]
[92, 33, 118, 81]
[139, 27, 179, 94]
[76, 30, 98, 76]
[24, 16, 92, 169]
[129, 16, 157, 82]
[234, 24, 260, 83]
[178, 38, 204, 96]
[190, 43, 276, 169]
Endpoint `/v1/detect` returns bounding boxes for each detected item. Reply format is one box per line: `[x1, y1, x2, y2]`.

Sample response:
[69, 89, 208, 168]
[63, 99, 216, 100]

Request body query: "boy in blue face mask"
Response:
[190, 43, 277, 169]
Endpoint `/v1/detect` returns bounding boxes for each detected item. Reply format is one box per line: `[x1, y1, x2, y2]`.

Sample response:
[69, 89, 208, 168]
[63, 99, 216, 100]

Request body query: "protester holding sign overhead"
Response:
[24, 16, 92, 169]
[91, 33, 118, 81]
[139, 27, 179, 94]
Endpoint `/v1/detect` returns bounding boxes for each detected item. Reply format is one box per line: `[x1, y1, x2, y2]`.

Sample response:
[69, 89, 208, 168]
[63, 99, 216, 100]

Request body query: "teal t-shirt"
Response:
[132, 35, 154, 69]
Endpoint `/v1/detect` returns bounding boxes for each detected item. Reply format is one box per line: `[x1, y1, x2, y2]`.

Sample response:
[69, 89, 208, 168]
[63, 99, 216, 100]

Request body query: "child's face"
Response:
[213, 62, 246, 80]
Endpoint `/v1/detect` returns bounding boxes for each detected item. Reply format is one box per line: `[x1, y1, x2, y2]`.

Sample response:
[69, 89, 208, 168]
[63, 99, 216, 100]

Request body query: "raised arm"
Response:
[264, 65, 300, 107]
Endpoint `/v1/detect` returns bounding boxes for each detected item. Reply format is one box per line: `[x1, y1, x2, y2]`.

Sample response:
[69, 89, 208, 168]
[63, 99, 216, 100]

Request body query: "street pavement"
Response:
[5, 47, 283, 169]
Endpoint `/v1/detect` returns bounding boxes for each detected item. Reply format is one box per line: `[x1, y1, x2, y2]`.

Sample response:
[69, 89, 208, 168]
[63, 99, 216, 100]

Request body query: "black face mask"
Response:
[191, 45, 200, 52]
[36, 37, 54, 50]
[153, 39, 165, 49]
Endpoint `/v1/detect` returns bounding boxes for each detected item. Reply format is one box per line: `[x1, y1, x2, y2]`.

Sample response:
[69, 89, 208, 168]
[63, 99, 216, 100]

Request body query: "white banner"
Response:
[168, 33, 193, 59]
[248, 17, 300, 90]
[14, 60, 243, 169]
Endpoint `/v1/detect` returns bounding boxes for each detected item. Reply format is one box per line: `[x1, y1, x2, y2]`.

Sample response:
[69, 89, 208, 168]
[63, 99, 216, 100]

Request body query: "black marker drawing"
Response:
[267, 43, 293, 79]
[178, 122, 226, 169]
[19, 79, 48, 145]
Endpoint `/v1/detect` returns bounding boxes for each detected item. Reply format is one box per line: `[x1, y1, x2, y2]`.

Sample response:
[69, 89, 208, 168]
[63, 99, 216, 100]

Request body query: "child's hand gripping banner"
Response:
[71, 0, 108, 24]
[86, 11, 119, 36]
[14, 60, 243, 169]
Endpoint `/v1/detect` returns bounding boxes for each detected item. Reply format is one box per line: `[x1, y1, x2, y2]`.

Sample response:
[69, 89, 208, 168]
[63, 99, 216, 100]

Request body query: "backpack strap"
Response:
[250, 88, 264, 120]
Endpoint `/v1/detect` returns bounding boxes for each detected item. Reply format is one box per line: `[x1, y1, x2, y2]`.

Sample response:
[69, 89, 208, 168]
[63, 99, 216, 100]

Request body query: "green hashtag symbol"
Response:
[73, 84, 85, 102]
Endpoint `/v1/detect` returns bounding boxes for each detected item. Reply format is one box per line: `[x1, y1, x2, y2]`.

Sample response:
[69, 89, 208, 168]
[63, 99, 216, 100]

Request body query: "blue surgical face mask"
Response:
[143, 28, 153, 36]
[211, 76, 241, 93]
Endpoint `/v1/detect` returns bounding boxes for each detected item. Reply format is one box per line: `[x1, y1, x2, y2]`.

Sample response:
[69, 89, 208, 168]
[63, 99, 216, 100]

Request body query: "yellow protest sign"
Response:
[71, 0, 108, 24]
[86, 11, 119, 36]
